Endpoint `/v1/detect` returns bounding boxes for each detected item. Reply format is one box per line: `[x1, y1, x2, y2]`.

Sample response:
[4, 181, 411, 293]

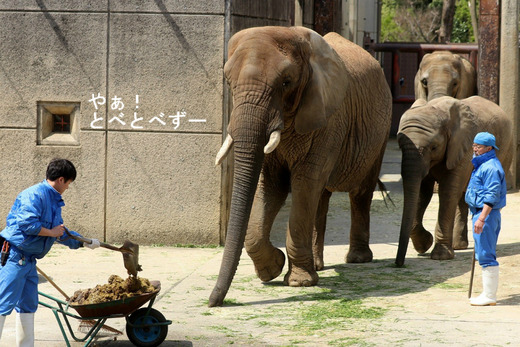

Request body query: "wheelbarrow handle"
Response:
[36, 266, 70, 301]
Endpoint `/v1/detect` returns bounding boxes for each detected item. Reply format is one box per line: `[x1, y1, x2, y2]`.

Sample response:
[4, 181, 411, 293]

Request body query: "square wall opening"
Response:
[37, 102, 80, 146]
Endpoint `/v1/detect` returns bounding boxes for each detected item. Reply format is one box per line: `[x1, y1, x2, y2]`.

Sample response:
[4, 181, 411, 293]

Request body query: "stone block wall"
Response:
[0, 1, 292, 245]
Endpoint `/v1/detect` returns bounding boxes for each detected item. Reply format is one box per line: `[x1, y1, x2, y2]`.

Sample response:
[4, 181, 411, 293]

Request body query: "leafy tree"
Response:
[380, 0, 477, 43]
[452, 0, 476, 42]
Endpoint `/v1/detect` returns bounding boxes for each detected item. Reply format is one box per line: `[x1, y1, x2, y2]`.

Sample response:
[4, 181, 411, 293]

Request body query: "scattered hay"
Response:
[70, 275, 155, 305]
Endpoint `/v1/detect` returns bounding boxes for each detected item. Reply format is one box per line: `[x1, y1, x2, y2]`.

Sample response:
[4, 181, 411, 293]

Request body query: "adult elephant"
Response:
[414, 51, 477, 101]
[395, 96, 513, 266]
[209, 26, 392, 307]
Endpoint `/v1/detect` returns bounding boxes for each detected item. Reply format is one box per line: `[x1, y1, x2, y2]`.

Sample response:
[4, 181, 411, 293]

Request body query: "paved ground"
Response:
[2, 139, 520, 346]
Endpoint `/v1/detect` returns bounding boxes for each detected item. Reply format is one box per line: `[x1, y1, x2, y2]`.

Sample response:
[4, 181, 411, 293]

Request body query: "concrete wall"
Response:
[0, 1, 292, 246]
[341, 0, 379, 44]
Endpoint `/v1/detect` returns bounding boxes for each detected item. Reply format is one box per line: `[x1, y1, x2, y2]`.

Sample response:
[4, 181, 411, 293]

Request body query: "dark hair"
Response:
[46, 158, 77, 182]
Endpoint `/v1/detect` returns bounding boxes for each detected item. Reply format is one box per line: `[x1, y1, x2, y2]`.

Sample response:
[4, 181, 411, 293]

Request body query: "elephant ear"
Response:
[457, 56, 478, 98]
[411, 98, 427, 109]
[227, 28, 252, 59]
[446, 98, 475, 170]
[292, 28, 348, 134]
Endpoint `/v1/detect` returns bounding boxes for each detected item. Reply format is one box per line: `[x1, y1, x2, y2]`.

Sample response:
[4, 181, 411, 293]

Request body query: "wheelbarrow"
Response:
[38, 279, 171, 347]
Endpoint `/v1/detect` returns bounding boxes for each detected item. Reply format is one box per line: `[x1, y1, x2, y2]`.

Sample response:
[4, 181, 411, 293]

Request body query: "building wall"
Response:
[341, 0, 379, 44]
[0, 1, 386, 246]
[0, 1, 291, 246]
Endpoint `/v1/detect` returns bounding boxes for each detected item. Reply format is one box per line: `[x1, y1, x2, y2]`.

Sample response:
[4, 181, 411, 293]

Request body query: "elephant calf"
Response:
[395, 96, 513, 266]
[414, 50, 477, 102]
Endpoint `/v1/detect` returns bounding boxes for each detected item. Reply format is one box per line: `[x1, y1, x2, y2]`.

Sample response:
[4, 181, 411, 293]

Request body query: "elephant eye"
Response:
[282, 80, 291, 88]
[421, 78, 428, 86]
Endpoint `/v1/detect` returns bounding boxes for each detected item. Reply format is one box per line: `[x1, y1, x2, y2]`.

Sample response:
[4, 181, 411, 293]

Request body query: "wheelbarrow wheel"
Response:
[126, 308, 168, 347]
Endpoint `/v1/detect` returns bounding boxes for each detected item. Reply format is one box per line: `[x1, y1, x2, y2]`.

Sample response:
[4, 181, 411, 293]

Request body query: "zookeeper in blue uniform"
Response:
[0, 159, 100, 346]
[465, 132, 506, 306]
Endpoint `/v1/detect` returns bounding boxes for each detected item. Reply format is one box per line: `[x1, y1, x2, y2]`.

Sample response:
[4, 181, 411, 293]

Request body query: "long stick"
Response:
[468, 248, 476, 298]
[36, 266, 70, 300]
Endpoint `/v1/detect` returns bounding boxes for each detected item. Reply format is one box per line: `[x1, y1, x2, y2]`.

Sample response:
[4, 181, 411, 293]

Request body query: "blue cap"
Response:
[474, 132, 499, 150]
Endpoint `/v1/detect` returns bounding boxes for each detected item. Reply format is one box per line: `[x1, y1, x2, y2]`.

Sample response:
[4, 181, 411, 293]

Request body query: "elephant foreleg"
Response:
[346, 187, 374, 263]
[410, 175, 435, 254]
[245, 170, 288, 282]
[283, 183, 321, 287]
[452, 195, 469, 250]
[313, 189, 332, 271]
[430, 177, 463, 260]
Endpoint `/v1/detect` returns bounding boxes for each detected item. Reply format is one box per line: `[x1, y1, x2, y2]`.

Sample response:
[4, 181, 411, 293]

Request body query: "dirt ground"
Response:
[2, 139, 520, 346]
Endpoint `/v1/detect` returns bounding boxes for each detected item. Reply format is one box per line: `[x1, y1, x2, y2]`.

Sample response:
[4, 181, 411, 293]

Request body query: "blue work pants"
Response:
[0, 247, 38, 315]
[472, 209, 501, 267]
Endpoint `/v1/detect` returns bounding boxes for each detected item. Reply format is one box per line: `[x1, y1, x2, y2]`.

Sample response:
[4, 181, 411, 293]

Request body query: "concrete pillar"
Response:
[478, 0, 500, 103]
[499, 0, 520, 188]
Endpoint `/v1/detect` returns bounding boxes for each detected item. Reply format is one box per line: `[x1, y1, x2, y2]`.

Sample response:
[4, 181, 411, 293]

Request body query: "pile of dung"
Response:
[70, 275, 155, 305]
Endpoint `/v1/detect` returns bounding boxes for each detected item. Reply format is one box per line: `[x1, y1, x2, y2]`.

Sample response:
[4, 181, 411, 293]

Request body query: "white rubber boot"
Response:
[470, 266, 499, 306]
[15, 312, 34, 347]
[0, 314, 6, 339]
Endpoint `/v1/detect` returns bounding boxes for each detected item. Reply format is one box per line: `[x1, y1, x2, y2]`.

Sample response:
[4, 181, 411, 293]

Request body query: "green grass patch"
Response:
[209, 325, 236, 337]
[433, 282, 465, 290]
[302, 299, 386, 320]
[293, 299, 387, 333]
[328, 337, 374, 346]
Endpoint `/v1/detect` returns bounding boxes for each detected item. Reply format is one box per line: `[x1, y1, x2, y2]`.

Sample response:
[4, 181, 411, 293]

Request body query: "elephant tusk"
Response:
[215, 134, 234, 165]
[264, 130, 281, 154]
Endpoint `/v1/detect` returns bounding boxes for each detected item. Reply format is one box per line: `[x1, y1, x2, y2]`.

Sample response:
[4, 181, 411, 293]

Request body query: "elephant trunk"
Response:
[209, 102, 280, 307]
[395, 138, 427, 266]
[427, 81, 452, 101]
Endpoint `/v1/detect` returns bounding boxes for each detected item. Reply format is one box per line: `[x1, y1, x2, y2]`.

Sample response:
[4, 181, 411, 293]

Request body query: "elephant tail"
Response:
[377, 179, 395, 209]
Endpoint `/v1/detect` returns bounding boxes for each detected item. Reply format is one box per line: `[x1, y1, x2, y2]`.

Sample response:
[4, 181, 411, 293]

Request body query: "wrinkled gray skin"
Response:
[209, 26, 392, 307]
[412, 51, 477, 255]
[396, 96, 513, 266]
[415, 51, 477, 102]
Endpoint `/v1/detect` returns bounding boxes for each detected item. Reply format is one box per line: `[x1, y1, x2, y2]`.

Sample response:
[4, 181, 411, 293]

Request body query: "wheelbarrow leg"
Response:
[51, 308, 72, 347]
[51, 307, 108, 347]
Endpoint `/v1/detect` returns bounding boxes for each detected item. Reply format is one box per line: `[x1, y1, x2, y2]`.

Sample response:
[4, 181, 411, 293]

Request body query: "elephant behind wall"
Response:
[414, 51, 477, 101]
[209, 26, 392, 307]
[395, 96, 513, 266]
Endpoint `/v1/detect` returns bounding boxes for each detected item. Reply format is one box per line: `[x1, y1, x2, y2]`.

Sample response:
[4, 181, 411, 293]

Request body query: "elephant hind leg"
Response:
[313, 189, 332, 271]
[346, 187, 373, 263]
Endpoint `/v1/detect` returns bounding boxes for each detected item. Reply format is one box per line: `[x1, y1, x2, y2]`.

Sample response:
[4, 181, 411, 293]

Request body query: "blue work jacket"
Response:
[465, 149, 506, 214]
[0, 180, 83, 259]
